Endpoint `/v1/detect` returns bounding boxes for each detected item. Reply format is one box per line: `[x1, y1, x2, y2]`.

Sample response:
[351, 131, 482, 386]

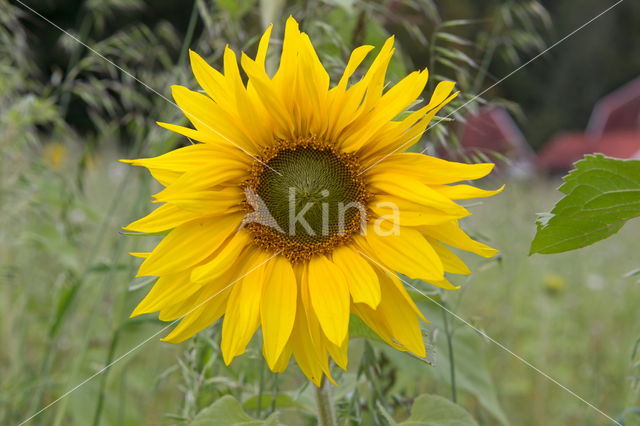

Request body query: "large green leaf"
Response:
[398, 394, 478, 426]
[530, 154, 640, 254]
[189, 395, 279, 426]
[242, 393, 301, 411]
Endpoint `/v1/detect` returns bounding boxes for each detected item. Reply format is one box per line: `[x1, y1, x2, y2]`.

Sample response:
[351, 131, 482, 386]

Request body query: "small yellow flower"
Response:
[42, 142, 67, 170]
[124, 17, 501, 385]
[544, 273, 566, 294]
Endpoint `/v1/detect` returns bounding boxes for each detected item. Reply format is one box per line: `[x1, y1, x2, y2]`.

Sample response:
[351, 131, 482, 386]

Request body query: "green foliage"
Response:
[531, 154, 640, 254]
[188, 395, 279, 425]
[396, 394, 477, 426]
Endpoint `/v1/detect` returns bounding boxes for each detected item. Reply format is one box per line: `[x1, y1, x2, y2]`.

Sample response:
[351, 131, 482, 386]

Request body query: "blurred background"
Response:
[1, 0, 639, 424]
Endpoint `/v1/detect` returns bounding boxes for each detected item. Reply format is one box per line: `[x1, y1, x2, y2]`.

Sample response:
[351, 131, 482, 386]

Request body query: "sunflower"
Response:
[124, 17, 501, 385]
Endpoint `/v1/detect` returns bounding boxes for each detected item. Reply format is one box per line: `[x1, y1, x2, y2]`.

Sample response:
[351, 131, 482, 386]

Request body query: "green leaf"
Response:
[217, 0, 257, 18]
[189, 395, 279, 426]
[440, 19, 480, 28]
[624, 268, 640, 278]
[435, 32, 473, 46]
[530, 154, 640, 254]
[398, 394, 478, 426]
[242, 393, 301, 411]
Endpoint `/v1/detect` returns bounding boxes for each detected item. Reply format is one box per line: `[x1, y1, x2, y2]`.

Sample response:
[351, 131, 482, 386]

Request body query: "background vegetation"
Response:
[1, 0, 639, 424]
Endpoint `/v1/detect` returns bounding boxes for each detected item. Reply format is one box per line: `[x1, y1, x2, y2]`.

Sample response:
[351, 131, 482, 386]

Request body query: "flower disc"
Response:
[244, 138, 369, 262]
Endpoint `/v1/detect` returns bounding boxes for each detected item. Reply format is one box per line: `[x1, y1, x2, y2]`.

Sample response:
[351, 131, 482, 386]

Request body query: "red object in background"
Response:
[539, 77, 640, 173]
[587, 77, 640, 138]
[449, 107, 535, 173]
[538, 131, 640, 173]
[450, 78, 640, 174]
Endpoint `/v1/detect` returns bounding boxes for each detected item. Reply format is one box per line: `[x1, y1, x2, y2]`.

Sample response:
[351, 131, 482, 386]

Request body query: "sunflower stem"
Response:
[314, 377, 337, 426]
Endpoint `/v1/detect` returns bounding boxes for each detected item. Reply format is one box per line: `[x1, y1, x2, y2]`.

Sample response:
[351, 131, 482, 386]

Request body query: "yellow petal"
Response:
[342, 70, 429, 152]
[161, 285, 230, 343]
[171, 85, 258, 153]
[156, 121, 221, 145]
[290, 326, 324, 386]
[426, 237, 471, 275]
[299, 266, 336, 382]
[428, 80, 457, 107]
[190, 230, 251, 283]
[351, 302, 403, 350]
[124, 203, 201, 233]
[122, 143, 246, 173]
[274, 16, 302, 86]
[358, 36, 395, 112]
[158, 291, 201, 321]
[189, 50, 230, 106]
[369, 172, 469, 216]
[131, 271, 193, 317]
[433, 184, 505, 200]
[364, 225, 444, 282]
[268, 339, 292, 373]
[128, 252, 149, 258]
[241, 53, 294, 138]
[428, 277, 460, 291]
[336, 45, 375, 89]
[380, 268, 427, 320]
[377, 273, 427, 357]
[371, 195, 469, 227]
[223, 46, 272, 148]
[220, 250, 269, 364]
[137, 214, 242, 277]
[363, 90, 459, 158]
[307, 255, 350, 345]
[326, 337, 349, 371]
[332, 246, 380, 308]
[255, 24, 273, 66]
[147, 168, 182, 186]
[328, 38, 394, 139]
[260, 256, 297, 369]
[152, 164, 246, 202]
[290, 297, 332, 386]
[421, 221, 499, 258]
[376, 153, 495, 184]
[157, 187, 243, 215]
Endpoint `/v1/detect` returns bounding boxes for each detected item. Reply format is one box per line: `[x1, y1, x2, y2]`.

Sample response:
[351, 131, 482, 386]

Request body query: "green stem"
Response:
[471, 20, 503, 94]
[92, 328, 121, 426]
[270, 371, 279, 414]
[442, 304, 457, 403]
[59, 13, 93, 117]
[179, 1, 199, 67]
[427, 23, 440, 94]
[314, 377, 337, 426]
[256, 358, 265, 417]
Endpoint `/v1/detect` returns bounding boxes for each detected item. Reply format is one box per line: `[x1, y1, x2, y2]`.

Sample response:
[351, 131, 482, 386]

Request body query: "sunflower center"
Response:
[243, 137, 370, 262]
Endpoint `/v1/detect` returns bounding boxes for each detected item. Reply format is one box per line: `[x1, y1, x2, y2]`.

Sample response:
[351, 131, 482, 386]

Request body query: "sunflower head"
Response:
[123, 17, 502, 386]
